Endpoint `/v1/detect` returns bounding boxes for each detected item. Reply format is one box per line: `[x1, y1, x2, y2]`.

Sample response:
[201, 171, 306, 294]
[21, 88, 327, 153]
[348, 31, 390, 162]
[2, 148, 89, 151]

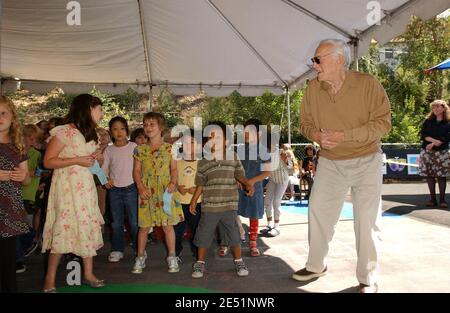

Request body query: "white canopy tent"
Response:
[1, 0, 449, 142]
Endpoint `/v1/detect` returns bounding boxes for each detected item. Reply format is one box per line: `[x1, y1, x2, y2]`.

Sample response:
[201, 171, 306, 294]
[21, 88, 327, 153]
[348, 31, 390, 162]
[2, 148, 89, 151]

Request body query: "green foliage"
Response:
[156, 89, 183, 128]
[113, 88, 140, 111]
[358, 15, 449, 143]
[200, 90, 304, 143]
[89, 88, 130, 129]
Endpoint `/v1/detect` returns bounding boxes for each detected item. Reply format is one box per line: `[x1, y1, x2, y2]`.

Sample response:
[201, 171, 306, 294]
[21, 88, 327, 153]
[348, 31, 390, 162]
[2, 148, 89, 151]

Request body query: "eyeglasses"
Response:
[311, 52, 336, 65]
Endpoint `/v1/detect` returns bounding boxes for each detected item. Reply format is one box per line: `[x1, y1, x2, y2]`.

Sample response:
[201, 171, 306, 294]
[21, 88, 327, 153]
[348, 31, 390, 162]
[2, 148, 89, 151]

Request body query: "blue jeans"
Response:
[108, 183, 138, 252]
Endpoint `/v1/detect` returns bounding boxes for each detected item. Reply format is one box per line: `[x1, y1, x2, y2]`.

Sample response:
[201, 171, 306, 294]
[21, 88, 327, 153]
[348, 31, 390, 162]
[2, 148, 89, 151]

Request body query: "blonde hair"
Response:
[427, 99, 450, 122]
[96, 127, 110, 138]
[0, 95, 24, 154]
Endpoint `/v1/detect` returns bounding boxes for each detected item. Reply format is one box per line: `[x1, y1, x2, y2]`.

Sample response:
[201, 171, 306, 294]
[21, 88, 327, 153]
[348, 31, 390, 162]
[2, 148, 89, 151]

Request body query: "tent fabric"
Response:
[1, 0, 449, 96]
[425, 58, 450, 72]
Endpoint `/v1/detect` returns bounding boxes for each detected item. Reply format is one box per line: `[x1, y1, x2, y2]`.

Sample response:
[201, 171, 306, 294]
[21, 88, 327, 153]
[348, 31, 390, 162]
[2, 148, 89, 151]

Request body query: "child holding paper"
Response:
[132, 112, 183, 274]
[41, 94, 105, 292]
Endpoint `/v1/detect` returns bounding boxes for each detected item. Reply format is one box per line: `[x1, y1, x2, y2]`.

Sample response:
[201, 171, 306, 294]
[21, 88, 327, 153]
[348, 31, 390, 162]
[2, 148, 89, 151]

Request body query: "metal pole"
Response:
[353, 39, 359, 71]
[286, 86, 292, 145]
[137, 0, 153, 111]
[0, 3, 3, 95]
[149, 85, 153, 111]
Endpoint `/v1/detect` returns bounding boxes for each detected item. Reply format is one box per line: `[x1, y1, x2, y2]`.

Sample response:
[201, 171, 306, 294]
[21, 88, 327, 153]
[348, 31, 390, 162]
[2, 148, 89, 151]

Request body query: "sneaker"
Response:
[292, 267, 327, 281]
[24, 239, 39, 257]
[267, 228, 280, 237]
[131, 253, 147, 274]
[259, 226, 272, 234]
[16, 262, 26, 274]
[108, 251, 124, 263]
[167, 256, 180, 273]
[192, 261, 205, 278]
[234, 259, 249, 277]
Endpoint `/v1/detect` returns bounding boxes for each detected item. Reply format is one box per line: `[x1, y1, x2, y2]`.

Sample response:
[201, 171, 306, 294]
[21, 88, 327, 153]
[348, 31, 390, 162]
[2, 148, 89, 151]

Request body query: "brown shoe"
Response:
[292, 267, 327, 281]
[425, 200, 437, 207]
[439, 202, 448, 208]
[358, 283, 378, 293]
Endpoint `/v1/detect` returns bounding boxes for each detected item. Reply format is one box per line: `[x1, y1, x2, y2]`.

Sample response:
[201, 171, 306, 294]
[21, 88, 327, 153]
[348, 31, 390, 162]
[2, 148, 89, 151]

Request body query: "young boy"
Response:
[174, 129, 202, 261]
[189, 121, 254, 278]
[16, 125, 42, 273]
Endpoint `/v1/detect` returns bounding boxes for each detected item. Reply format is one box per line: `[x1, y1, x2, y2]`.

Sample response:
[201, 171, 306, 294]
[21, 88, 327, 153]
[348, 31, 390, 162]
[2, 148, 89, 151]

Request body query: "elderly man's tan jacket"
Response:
[300, 71, 391, 160]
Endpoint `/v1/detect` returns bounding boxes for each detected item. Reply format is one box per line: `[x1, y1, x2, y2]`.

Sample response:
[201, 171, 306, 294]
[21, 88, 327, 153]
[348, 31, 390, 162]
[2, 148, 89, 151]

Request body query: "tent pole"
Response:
[352, 37, 359, 71]
[207, 0, 286, 86]
[137, 0, 153, 111]
[285, 86, 292, 145]
[149, 85, 153, 111]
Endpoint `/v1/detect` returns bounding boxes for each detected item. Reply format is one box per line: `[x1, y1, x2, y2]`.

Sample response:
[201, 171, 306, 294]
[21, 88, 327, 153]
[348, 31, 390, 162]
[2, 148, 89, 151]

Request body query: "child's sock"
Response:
[234, 258, 243, 262]
[268, 221, 274, 228]
[273, 222, 279, 229]
[197, 260, 205, 264]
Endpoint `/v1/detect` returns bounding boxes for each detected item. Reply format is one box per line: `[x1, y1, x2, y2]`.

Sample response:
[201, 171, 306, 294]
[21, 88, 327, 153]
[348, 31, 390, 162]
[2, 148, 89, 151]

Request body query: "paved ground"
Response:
[17, 182, 450, 293]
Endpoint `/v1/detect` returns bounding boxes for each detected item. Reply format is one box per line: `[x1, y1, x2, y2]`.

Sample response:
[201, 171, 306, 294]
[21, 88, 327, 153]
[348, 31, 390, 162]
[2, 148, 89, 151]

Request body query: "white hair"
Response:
[319, 39, 352, 69]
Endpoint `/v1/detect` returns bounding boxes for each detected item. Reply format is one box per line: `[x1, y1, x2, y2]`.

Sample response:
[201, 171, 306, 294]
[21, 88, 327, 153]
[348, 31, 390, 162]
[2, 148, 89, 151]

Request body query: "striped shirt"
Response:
[195, 154, 246, 213]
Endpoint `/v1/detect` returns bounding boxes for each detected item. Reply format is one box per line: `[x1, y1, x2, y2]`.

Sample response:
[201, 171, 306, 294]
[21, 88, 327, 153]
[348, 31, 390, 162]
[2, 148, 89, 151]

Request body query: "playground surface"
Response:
[17, 183, 450, 293]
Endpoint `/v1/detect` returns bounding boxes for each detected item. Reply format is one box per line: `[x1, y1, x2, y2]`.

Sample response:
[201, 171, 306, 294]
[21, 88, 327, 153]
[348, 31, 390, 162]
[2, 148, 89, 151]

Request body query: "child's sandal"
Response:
[249, 241, 260, 257]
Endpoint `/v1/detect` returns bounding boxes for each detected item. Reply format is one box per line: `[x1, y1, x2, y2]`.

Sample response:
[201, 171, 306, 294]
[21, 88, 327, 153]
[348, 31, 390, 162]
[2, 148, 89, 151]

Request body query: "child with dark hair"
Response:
[219, 118, 271, 257]
[130, 127, 148, 145]
[174, 129, 202, 260]
[189, 121, 254, 278]
[102, 116, 138, 263]
[42, 94, 105, 292]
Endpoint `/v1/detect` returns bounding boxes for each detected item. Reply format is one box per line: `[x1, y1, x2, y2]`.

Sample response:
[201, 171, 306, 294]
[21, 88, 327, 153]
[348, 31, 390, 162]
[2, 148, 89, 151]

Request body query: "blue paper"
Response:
[163, 189, 173, 216]
[89, 160, 108, 185]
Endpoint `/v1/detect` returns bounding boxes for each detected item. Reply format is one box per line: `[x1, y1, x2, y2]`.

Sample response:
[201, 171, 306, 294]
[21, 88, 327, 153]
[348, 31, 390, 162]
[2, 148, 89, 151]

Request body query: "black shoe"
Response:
[292, 267, 327, 281]
[16, 263, 26, 274]
[259, 226, 272, 235]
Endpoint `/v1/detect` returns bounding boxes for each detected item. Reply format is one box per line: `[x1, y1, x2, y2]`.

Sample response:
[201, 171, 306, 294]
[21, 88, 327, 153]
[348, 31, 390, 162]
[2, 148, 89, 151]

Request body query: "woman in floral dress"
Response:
[41, 94, 105, 292]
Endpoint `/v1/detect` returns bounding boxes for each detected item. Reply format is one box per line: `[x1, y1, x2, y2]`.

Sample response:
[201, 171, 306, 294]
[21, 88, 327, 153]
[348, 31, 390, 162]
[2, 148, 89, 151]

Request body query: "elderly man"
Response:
[293, 39, 391, 293]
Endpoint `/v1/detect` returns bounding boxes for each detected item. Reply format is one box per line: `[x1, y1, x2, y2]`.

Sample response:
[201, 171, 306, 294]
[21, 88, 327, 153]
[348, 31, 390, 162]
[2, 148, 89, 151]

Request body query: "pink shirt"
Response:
[102, 142, 137, 188]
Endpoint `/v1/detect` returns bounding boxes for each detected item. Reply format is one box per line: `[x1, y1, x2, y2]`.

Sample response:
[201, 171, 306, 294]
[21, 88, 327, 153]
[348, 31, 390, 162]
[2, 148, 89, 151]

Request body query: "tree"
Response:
[358, 15, 449, 143]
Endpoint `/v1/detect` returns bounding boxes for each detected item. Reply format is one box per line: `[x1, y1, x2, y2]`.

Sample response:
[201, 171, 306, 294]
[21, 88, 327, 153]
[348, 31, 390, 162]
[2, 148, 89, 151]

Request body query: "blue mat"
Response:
[281, 201, 400, 219]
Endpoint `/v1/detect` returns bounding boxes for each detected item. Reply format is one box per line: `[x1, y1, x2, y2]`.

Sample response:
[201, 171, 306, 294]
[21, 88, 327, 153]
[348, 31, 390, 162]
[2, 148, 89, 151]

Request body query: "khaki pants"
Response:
[306, 152, 382, 285]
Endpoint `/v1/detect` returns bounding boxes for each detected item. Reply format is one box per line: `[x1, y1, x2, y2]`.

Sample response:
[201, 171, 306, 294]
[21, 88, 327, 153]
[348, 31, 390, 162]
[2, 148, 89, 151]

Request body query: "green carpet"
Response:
[57, 283, 216, 293]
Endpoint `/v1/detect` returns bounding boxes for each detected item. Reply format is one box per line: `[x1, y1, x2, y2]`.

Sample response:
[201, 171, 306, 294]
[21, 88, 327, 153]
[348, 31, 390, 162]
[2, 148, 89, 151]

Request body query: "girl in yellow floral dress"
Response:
[132, 112, 183, 274]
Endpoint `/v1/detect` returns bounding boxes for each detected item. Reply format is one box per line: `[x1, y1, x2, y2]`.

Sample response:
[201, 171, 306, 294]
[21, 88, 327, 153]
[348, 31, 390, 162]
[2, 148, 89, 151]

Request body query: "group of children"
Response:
[0, 93, 312, 293]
